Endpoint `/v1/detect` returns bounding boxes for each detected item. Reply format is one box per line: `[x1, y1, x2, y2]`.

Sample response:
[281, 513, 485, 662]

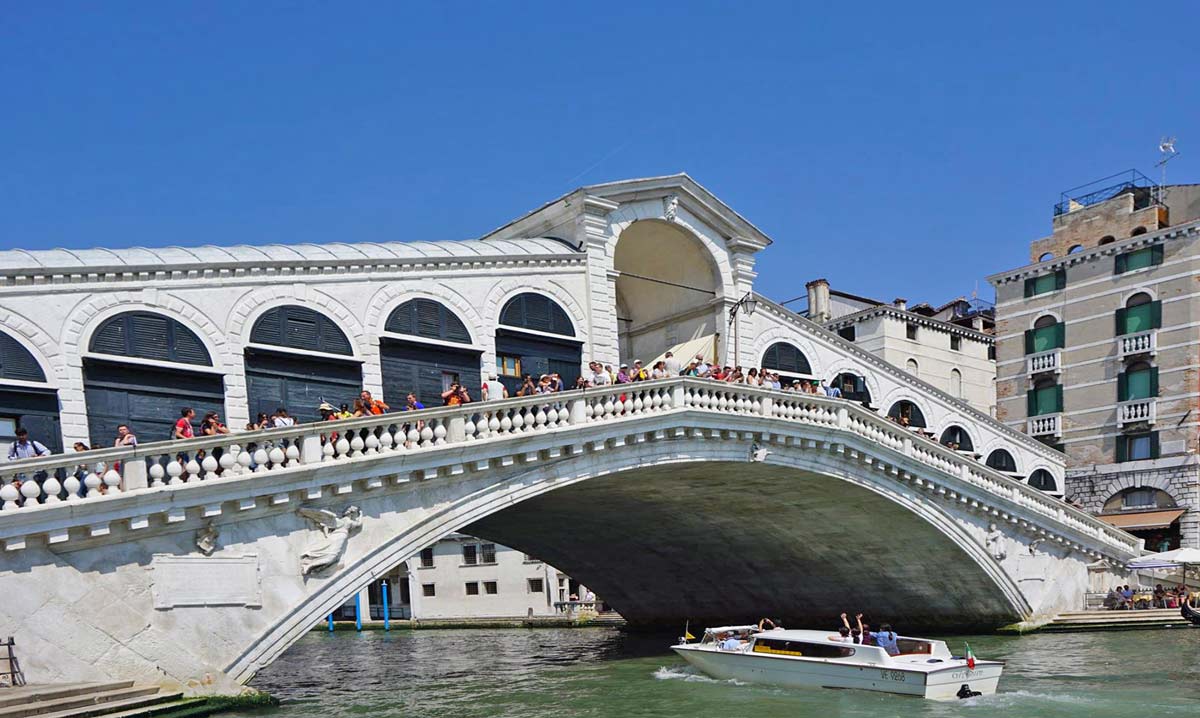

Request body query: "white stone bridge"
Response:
[0, 377, 1139, 694]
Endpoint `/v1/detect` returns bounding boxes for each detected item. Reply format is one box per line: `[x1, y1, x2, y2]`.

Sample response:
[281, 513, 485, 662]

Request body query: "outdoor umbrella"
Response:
[1127, 547, 1200, 570]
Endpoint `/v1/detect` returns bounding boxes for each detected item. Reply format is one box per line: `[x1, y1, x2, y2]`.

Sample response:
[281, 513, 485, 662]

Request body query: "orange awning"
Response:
[1097, 509, 1186, 531]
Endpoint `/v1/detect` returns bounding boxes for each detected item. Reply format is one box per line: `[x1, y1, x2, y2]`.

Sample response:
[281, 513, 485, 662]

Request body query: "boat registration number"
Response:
[879, 670, 907, 682]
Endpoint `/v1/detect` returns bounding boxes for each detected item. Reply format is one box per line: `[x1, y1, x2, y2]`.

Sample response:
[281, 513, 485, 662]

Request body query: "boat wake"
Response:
[653, 666, 746, 685]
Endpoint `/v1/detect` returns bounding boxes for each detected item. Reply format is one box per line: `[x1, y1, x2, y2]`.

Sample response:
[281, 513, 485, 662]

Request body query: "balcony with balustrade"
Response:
[1117, 398, 1156, 428]
[1118, 330, 1156, 360]
[1026, 349, 1061, 377]
[1027, 414, 1062, 439]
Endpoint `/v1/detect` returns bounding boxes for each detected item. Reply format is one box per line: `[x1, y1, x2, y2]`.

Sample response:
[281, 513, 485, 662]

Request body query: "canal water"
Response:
[232, 627, 1199, 718]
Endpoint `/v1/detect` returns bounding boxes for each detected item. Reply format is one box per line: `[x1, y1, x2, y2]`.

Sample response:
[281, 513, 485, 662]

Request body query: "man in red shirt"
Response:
[173, 407, 196, 440]
[359, 390, 390, 415]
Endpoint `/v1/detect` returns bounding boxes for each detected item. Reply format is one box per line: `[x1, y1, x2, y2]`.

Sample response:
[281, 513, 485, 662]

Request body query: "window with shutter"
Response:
[385, 299, 472, 344]
[1117, 246, 1160, 273]
[0, 332, 47, 383]
[89, 312, 212, 366]
[1028, 324, 1061, 353]
[762, 342, 812, 375]
[251, 306, 353, 356]
[498, 294, 575, 337]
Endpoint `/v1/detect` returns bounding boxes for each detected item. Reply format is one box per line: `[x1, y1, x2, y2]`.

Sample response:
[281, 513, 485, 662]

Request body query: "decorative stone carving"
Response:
[298, 506, 362, 575]
[984, 522, 1007, 562]
[1027, 538, 1043, 555]
[663, 194, 679, 222]
[196, 522, 220, 556]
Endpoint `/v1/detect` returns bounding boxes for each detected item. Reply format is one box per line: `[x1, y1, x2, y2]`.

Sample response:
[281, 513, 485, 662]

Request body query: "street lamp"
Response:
[728, 291, 757, 367]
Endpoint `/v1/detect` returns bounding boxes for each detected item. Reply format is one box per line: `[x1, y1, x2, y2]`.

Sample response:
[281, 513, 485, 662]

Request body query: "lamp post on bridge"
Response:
[728, 291, 757, 368]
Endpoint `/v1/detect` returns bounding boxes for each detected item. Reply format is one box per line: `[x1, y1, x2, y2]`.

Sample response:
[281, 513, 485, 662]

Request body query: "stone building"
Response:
[802, 279, 997, 419]
[988, 174, 1200, 548]
[332, 534, 588, 622]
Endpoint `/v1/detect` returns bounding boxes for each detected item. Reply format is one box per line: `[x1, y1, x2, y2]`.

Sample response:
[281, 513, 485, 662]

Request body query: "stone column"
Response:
[577, 195, 620, 367]
[726, 237, 760, 367]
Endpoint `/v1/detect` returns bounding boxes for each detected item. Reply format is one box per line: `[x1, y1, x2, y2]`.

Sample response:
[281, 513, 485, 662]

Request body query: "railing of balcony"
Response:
[1027, 350, 1060, 375]
[0, 377, 1140, 555]
[1027, 414, 1061, 437]
[1119, 330, 1156, 359]
[1118, 399, 1156, 427]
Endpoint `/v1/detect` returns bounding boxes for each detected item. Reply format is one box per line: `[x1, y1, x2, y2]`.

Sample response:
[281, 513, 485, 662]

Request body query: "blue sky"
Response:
[3, 2, 1197, 305]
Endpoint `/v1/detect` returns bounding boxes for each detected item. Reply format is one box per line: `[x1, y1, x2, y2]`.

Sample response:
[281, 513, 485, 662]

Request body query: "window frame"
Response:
[527, 578, 544, 594]
[422, 583, 436, 597]
[480, 543, 497, 565]
[1115, 245, 1163, 274]
[1116, 431, 1159, 462]
[483, 581, 498, 595]
[1024, 269, 1066, 297]
[419, 547, 434, 568]
[462, 544, 478, 565]
[465, 581, 480, 596]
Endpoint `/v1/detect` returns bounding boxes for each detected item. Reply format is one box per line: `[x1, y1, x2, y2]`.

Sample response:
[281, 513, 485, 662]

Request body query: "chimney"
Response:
[971, 315, 984, 330]
[893, 297, 907, 310]
[806, 278, 831, 323]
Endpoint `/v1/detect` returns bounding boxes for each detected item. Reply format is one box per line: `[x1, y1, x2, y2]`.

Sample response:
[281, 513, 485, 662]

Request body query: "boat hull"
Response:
[672, 646, 1002, 700]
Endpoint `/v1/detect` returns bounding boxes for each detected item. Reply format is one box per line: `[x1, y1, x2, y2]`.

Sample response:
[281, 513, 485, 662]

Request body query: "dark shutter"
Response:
[1117, 372, 1128, 402]
[1024, 278, 1035, 298]
[1150, 367, 1159, 396]
[91, 319, 128, 356]
[0, 332, 47, 383]
[1115, 254, 1127, 274]
[1054, 322, 1065, 349]
[499, 294, 574, 337]
[1151, 245, 1164, 266]
[1150, 300, 1162, 329]
[762, 342, 811, 375]
[89, 312, 212, 366]
[1054, 269, 1067, 290]
[1054, 385, 1063, 413]
[1115, 308, 1127, 336]
[1150, 432, 1161, 459]
[385, 299, 471, 344]
[1115, 436, 1127, 463]
[1026, 389, 1036, 416]
[251, 306, 353, 356]
[1024, 329, 1034, 355]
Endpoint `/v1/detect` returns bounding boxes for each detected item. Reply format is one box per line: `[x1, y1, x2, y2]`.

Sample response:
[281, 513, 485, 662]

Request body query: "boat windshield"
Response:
[894, 638, 933, 656]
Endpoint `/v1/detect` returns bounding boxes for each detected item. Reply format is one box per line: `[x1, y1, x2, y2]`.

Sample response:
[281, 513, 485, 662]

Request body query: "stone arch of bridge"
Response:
[226, 440, 1026, 685]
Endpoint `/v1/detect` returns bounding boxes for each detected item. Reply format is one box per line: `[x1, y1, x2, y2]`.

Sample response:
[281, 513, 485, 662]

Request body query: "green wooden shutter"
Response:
[1054, 322, 1065, 348]
[1115, 254, 1127, 274]
[1054, 384, 1063, 413]
[1151, 300, 1162, 329]
[1116, 436, 1127, 463]
[1024, 278, 1035, 298]
[1115, 308, 1127, 336]
[1054, 269, 1067, 290]
[1117, 372, 1128, 402]
[1150, 367, 1159, 396]
[1151, 245, 1164, 266]
[1026, 389, 1036, 416]
[1150, 432, 1161, 459]
[1024, 329, 1034, 355]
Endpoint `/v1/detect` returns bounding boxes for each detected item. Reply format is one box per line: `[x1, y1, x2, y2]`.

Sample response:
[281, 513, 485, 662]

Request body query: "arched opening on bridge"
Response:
[939, 425, 974, 452]
[0, 331, 61, 455]
[829, 372, 872, 407]
[84, 311, 224, 445]
[246, 306, 362, 423]
[613, 219, 720, 365]
[1027, 469, 1058, 494]
[985, 448, 1019, 476]
[496, 293, 581, 396]
[760, 342, 812, 383]
[380, 299, 481, 408]
[1098, 487, 1182, 551]
[887, 400, 926, 428]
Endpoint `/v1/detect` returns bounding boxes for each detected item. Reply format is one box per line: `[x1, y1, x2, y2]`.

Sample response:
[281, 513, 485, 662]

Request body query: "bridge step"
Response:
[0, 685, 135, 711]
[1041, 609, 1194, 632]
[0, 685, 178, 718]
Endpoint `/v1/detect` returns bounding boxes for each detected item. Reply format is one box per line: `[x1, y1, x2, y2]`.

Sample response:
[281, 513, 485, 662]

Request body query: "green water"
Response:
[232, 627, 1199, 717]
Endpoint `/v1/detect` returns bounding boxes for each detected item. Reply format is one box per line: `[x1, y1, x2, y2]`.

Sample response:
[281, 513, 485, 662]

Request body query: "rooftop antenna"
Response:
[1156, 136, 1179, 204]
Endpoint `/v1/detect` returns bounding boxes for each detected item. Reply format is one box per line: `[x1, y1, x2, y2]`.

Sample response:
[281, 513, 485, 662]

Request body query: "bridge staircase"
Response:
[0, 683, 205, 718]
[1027, 609, 1193, 633]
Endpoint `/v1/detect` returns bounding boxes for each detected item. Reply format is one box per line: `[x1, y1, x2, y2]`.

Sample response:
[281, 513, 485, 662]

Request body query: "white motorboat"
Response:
[671, 625, 1003, 700]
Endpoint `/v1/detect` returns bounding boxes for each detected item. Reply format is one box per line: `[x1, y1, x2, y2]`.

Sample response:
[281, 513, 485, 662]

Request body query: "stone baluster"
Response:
[0, 481, 19, 511]
[237, 447, 253, 473]
[379, 426, 395, 451]
[268, 445, 286, 468]
[64, 471, 83, 501]
[84, 469, 103, 497]
[184, 459, 202, 482]
[103, 468, 123, 494]
[285, 443, 301, 466]
[201, 455, 220, 481]
[41, 475, 63, 504]
[253, 447, 270, 473]
[350, 433, 365, 457]
[20, 477, 42, 506]
[221, 446, 239, 476]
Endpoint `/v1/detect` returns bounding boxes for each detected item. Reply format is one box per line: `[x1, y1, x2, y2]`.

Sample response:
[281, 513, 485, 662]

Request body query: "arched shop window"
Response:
[0, 331, 60, 454]
[887, 400, 926, 428]
[382, 299, 480, 408]
[83, 312, 221, 447]
[939, 425, 974, 452]
[761, 342, 812, 378]
[985, 449, 1018, 474]
[1028, 469, 1057, 493]
[496, 294, 581, 396]
[830, 372, 871, 405]
[250, 305, 353, 355]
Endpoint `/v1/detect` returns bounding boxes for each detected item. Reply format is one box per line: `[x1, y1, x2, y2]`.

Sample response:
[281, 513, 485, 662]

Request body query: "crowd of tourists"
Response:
[1103, 583, 1194, 610]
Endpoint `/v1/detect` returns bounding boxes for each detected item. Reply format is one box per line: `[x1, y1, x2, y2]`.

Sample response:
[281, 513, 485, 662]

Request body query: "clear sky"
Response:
[3, 2, 1197, 306]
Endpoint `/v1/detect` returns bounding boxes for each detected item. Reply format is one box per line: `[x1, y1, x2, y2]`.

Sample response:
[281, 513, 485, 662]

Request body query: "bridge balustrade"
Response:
[0, 378, 1140, 557]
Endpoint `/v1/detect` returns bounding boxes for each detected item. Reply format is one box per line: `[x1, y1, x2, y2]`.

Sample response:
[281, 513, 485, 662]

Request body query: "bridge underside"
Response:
[467, 462, 1021, 633]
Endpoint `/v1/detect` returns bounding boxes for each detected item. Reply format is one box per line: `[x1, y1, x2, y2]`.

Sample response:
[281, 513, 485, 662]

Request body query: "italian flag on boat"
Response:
[964, 643, 976, 670]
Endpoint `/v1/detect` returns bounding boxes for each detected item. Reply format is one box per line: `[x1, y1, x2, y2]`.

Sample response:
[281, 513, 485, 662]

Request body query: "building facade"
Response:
[803, 280, 997, 420]
[989, 177, 1200, 548]
[332, 534, 588, 622]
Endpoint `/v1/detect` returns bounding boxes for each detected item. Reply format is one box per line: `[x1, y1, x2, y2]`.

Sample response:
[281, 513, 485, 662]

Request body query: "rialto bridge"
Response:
[0, 175, 1140, 693]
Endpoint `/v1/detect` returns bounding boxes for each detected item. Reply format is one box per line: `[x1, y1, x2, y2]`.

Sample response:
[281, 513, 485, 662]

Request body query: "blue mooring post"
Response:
[327, 613, 334, 632]
[354, 592, 363, 632]
[381, 581, 390, 631]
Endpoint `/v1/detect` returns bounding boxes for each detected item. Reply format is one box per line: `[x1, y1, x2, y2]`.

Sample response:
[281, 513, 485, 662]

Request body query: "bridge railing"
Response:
[0, 378, 1139, 556]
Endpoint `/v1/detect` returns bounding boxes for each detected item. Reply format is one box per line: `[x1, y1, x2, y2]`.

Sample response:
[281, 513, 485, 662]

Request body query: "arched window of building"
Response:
[905, 358, 919, 377]
[939, 425, 973, 452]
[1118, 360, 1157, 403]
[950, 368, 962, 398]
[0, 331, 60, 454]
[1116, 292, 1160, 336]
[1102, 487, 1177, 513]
[382, 299, 480, 408]
[830, 372, 871, 405]
[985, 448, 1018, 474]
[1068, 244, 1084, 254]
[91, 312, 213, 366]
[84, 312, 223, 448]
[1028, 469, 1058, 493]
[1038, 252, 1054, 262]
[385, 298, 472, 344]
[887, 400, 926, 428]
[1130, 226, 1147, 237]
[499, 293, 575, 337]
[1098, 235, 1116, 245]
[496, 293, 581, 395]
[250, 305, 353, 355]
[761, 342, 812, 379]
[1026, 315, 1063, 355]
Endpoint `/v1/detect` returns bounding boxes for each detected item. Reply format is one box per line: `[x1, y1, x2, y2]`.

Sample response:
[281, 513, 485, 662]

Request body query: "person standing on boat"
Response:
[718, 632, 742, 651]
[869, 623, 900, 655]
[855, 614, 876, 646]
